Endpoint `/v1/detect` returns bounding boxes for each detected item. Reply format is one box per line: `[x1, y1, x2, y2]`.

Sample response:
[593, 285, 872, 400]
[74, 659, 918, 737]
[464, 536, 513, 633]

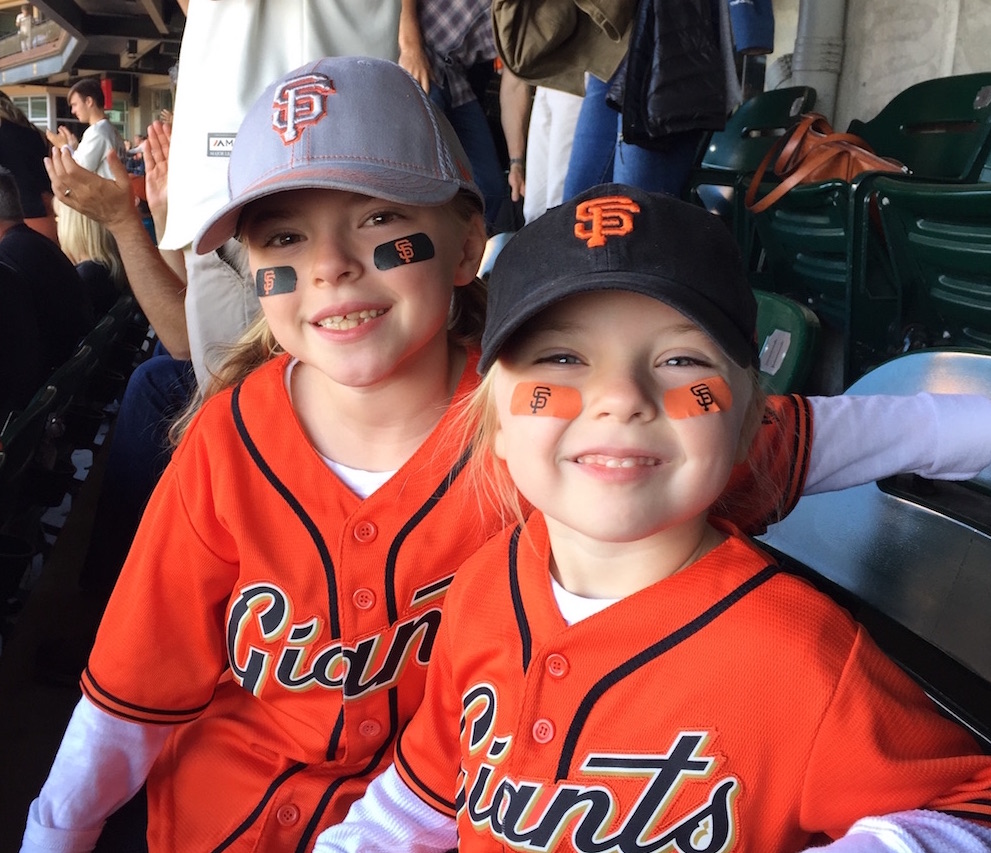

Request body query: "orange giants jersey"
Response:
[82, 353, 503, 852]
[396, 514, 991, 852]
[81, 351, 811, 852]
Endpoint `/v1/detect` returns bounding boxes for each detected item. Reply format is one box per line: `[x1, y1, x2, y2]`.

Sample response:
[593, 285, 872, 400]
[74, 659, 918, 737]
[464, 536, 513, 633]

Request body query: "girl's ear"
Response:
[454, 213, 488, 287]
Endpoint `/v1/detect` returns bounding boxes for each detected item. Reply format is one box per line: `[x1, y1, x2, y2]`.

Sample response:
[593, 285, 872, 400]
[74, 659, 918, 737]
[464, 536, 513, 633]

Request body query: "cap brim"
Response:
[194, 163, 464, 255]
[479, 271, 756, 373]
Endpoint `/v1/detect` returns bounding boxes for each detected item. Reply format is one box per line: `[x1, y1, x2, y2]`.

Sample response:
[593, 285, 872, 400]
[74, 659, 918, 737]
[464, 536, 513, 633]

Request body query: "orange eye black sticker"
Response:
[374, 233, 436, 270]
[663, 376, 733, 419]
[510, 382, 582, 418]
[256, 266, 297, 297]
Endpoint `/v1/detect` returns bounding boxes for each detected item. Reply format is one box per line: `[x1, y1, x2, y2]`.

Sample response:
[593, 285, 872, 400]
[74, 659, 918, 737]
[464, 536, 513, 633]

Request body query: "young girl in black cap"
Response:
[315, 184, 991, 853]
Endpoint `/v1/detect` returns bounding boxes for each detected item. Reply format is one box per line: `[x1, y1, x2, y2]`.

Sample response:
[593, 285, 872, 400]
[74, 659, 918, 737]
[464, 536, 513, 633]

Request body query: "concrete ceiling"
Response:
[9, 0, 184, 85]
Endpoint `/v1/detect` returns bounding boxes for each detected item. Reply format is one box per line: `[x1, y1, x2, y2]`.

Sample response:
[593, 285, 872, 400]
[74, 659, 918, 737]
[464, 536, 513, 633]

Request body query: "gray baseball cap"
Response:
[479, 183, 758, 372]
[195, 56, 482, 255]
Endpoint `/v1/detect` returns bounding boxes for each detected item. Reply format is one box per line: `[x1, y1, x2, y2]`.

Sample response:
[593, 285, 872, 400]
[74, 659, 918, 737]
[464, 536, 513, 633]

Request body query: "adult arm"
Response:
[805, 393, 991, 493]
[20, 698, 172, 853]
[141, 120, 187, 282]
[500, 68, 532, 202]
[398, 0, 432, 92]
[314, 764, 456, 853]
[45, 145, 191, 358]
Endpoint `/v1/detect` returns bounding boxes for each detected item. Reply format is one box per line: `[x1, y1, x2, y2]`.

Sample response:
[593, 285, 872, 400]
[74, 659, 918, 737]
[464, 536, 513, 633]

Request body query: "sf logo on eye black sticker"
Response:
[374, 233, 435, 270]
[256, 266, 297, 297]
[691, 382, 716, 411]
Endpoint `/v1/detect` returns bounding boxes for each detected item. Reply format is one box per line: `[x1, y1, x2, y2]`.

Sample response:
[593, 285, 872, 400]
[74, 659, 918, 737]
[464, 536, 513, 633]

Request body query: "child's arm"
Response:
[20, 697, 172, 853]
[313, 764, 456, 853]
[806, 393, 991, 493]
[806, 810, 991, 851]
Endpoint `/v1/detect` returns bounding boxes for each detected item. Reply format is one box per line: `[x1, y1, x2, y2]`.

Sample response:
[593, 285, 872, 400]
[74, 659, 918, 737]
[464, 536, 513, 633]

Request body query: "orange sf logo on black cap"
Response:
[272, 73, 336, 144]
[574, 195, 641, 248]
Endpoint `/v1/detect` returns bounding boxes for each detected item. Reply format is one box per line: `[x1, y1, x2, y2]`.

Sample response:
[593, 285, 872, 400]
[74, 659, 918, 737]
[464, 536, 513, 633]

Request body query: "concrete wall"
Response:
[770, 0, 991, 129]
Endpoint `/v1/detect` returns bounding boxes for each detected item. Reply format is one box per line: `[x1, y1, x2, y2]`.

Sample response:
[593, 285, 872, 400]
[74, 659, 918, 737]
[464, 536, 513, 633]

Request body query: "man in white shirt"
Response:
[46, 77, 127, 180]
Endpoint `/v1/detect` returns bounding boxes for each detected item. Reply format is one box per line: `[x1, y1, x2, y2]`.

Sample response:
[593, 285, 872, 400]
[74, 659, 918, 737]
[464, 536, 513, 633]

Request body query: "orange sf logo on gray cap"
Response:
[272, 73, 336, 144]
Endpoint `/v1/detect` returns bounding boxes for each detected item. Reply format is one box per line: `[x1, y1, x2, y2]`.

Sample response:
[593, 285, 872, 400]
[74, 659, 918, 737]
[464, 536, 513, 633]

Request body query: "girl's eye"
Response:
[662, 355, 711, 368]
[367, 210, 401, 227]
[536, 353, 583, 366]
[263, 232, 302, 248]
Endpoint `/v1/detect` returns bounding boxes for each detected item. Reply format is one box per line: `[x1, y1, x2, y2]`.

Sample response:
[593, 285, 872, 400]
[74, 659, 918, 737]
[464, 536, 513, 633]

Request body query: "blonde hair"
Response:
[169, 189, 487, 446]
[55, 199, 127, 291]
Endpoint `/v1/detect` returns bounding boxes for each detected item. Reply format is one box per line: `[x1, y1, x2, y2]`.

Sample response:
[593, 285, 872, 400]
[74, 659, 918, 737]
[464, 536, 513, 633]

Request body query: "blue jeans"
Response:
[78, 348, 196, 597]
[564, 74, 704, 200]
[429, 82, 507, 230]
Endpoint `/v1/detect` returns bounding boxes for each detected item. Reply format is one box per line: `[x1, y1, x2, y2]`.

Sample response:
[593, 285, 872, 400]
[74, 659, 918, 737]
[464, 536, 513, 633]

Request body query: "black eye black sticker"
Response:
[373, 233, 436, 270]
[255, 266, 297, 297]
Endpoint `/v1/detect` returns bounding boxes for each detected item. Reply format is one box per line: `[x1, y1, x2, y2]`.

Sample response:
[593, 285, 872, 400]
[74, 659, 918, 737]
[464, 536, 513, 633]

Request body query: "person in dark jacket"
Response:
[0, 90, 56, 242]
[0, 168, 93, 377]
[0, 260, 44, 422]
[562, 0, 735, 199]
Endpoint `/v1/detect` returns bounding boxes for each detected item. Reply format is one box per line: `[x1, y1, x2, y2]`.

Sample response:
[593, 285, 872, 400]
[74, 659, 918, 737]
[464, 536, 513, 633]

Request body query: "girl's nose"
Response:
[311, 238, 363, 287]
[586, 366, 659, 422]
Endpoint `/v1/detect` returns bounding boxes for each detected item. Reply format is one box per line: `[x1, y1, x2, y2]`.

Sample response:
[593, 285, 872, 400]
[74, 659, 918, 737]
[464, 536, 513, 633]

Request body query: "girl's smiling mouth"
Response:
[315, 308, 387, 331]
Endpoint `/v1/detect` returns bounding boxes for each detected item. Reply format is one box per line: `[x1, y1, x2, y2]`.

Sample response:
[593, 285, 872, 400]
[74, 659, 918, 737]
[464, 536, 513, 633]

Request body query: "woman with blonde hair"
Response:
[55, 198, 126, 315]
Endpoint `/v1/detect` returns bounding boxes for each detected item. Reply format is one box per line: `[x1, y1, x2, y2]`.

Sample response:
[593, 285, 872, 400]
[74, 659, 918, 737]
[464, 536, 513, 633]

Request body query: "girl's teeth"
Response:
[317, 309, 385, 330]
[576, 455, 659, 468]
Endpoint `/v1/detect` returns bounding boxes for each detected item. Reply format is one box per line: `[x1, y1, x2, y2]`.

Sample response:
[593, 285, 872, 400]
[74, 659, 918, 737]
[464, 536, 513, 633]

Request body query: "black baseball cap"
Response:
[479, 183, 758, 372]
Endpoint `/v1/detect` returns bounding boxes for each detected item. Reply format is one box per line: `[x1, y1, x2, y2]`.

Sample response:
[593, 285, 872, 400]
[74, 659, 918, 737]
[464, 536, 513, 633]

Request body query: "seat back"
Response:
[759, 349, 991, 747]
[0, 383, 59, 520]
[754, 290, 820, 394]
[849, 73, 991, 181]
[751, 179, 898, 391]
[874, 176, 991, 350]
[688, 86, 816, 265]
[700, 86, 817, 175]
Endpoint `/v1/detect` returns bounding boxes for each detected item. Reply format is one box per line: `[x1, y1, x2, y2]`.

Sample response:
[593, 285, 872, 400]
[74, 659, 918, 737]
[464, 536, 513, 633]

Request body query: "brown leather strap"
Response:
[744, 110, 889, 214]
[746, 142, 849, 213]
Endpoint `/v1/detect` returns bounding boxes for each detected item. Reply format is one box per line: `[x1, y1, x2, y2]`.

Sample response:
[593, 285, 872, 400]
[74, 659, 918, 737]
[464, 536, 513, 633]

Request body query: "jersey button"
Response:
[352, 588, 376, 610]
[358, 718, 383, 738]
[276, 804, 300, 826]
[353, 521, 378, 543]
[546, 654, 569, 678]
[532, 718, 555, 744]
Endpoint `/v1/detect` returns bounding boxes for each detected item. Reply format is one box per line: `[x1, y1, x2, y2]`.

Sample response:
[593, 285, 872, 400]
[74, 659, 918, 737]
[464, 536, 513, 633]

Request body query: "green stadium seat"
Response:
[686, 86, 817, 267]
[754, 290, 821, 394]
[751, 73, 991, 390]
[874, 177, 991, 351]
